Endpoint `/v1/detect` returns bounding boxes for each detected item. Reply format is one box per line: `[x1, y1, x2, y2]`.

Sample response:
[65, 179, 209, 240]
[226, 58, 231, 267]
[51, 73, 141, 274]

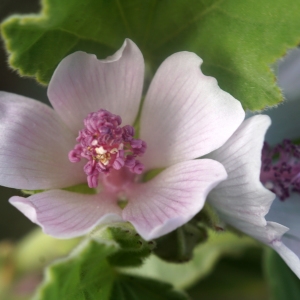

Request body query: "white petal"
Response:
[48, 39, 144, 133]
[140, 51, 245, 169]
[123, 159, 227, 240]
[0, 92, 85, 190]
[208, 115, 274, 225]
[272, 241, 300, 279]
[208, 115, 300, 278]
[9, 190, 122, 239]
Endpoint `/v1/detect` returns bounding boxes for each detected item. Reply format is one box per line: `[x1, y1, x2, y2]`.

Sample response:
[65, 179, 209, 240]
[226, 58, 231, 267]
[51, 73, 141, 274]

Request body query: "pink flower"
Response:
[2, 39, 245, 240]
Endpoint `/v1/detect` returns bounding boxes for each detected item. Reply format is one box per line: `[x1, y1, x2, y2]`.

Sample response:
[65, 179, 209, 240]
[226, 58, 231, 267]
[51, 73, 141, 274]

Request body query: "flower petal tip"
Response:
[9, 196, 37, 223]
[140, 51, 245, 169]
[136, 216, 187, 241]
[48, 39, 144, 133]
[10, 191, 123, 239]
[123, 160, 227, 241]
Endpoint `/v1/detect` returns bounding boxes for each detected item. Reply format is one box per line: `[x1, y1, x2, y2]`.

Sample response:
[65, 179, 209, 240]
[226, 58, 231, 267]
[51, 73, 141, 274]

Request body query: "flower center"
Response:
[260, 140, 300, 200]
[69, 109, 147, 188]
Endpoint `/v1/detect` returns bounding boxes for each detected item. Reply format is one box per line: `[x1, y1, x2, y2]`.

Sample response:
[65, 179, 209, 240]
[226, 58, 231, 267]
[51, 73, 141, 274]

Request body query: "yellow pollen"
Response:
[95, 152, 111, 165]
[95, 146, 107, 154]
[110, 148, 118, 154]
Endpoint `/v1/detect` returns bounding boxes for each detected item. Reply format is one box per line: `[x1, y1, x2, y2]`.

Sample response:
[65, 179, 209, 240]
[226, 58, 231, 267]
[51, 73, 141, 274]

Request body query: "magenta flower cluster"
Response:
[261, 140, 300, 200]
[69, 109, 146, 188]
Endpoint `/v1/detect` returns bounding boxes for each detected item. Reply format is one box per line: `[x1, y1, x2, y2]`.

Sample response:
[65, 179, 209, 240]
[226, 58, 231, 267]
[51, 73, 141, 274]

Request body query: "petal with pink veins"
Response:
[0, 92, 86, 190]
[207, 115, 300, 278]
[48, 39, 144, 133]
[140, 52, 245, 169]
[208, 115, 274, 226]
[9, 190, 122, 239]
[122, 159, 227, 240]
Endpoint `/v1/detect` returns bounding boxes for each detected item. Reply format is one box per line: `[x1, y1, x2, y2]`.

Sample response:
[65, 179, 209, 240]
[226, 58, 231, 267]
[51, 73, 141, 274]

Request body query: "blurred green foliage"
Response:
[264, 248, 300, 300]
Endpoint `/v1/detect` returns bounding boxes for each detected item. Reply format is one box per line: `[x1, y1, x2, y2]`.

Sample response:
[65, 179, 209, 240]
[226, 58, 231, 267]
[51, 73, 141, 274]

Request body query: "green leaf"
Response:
[34, 225, 185, 300]
[264, 248, 300, 300]
[22, 183, 97, 196]
[62, 183, 97, 194]
[154, 222, 207, 263]
[2, 1, 300, 110]
[99, 224, 156, 267]
[34, 239, 117, 300]
[110, 275, 187, 300]
[142, 168, 165, 183]
[121, 230, 258, 289]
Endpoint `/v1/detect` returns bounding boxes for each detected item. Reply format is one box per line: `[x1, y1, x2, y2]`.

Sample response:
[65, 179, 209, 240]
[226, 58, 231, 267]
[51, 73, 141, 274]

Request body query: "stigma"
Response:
[69, 109, 147, 188]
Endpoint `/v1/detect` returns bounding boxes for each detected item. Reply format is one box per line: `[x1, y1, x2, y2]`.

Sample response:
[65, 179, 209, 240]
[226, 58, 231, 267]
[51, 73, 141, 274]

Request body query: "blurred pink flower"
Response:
[1, 39, 245, 240]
